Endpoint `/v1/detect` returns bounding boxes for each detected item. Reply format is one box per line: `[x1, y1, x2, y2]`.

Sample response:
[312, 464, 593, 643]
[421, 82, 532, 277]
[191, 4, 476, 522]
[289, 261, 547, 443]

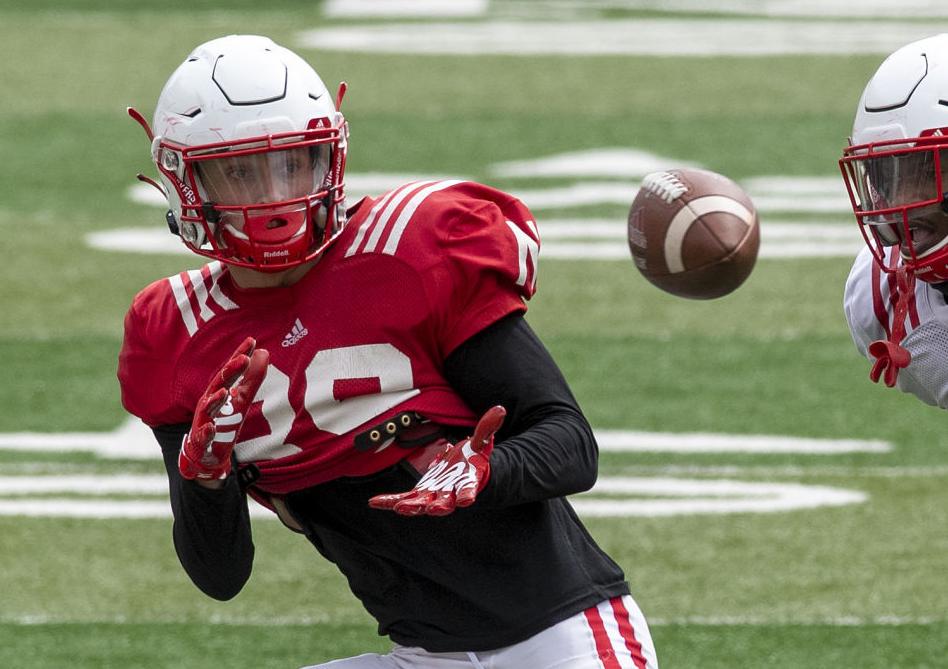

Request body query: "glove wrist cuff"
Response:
[178, 437, 230, 480]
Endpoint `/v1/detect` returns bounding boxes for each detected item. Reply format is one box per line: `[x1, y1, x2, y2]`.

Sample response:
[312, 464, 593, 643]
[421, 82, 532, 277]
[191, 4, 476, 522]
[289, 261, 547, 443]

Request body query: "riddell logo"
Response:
[264, 249, 290, 258]
[282, 318, 309, 347]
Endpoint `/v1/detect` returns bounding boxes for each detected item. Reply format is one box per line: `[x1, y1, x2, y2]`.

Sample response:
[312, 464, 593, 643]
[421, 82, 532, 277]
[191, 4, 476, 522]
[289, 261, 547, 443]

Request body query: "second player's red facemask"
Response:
[841, 135, 948, 284]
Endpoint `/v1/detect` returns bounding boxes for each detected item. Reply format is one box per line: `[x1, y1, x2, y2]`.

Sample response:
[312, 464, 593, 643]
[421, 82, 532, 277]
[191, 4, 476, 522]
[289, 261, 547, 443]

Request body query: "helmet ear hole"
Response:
[180, 222, 199, 245]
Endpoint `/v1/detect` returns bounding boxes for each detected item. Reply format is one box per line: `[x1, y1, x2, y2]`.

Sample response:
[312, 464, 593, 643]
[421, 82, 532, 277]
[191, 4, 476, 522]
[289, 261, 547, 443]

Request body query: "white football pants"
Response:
[301, 595, 658, 669]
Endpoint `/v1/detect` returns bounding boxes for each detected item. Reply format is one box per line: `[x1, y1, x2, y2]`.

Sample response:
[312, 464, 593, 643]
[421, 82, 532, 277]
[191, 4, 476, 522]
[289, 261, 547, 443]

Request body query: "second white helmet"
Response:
[841, 33, 948, 283]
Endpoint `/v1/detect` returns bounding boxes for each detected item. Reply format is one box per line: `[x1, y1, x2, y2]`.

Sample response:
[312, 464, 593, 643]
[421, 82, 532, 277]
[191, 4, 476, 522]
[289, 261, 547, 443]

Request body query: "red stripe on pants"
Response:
[583, 605, 622, 669]
[610, 596, 648, 669]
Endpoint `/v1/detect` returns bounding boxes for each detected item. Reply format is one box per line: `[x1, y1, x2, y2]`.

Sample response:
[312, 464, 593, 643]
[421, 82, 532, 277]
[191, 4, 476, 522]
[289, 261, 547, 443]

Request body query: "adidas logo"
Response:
[282, 318, 309, 347]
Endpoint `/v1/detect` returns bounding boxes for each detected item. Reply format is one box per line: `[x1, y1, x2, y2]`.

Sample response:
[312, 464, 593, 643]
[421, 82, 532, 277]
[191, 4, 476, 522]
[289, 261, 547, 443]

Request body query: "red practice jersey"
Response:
[118, 181, 540, 494]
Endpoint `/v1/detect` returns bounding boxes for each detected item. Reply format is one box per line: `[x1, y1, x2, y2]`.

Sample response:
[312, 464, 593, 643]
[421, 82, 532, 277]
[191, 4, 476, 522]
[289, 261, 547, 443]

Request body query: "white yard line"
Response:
[0, 417, 889, 459]
[320, 0, 948, 20]
[0, 474, 167, 494]
[0, 465, 873, 518]
[323, 0, 948, 19]
[126, 177, 853, 214]
[647, 614, 946, 625]
[86, 222, 864, 261]
[0, 474, 866, 518]
[323, 0, 488, 18]
[490, 149, 702, 179]
[596, 431, 889, 454]
[105, 166, 859, 261]
[296, 19, 948, 56]
[0, 420, 886, 517]
[574, 477, 866, 516]
[521, 0, 948, 18]
[611, 464, 948, 478]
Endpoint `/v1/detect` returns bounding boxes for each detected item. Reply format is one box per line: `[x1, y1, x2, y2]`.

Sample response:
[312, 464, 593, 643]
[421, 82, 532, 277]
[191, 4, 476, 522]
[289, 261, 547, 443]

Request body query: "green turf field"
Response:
[2, 2, 948, 668]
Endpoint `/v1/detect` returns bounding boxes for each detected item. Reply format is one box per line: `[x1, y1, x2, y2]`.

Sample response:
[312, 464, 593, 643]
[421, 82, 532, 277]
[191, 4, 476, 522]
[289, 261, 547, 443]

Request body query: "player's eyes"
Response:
[280, 158, 307, 176]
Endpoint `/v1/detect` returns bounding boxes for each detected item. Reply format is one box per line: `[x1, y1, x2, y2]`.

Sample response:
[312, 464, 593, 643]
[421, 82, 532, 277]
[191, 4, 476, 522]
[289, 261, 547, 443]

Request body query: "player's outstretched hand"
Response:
[179, 336, 269, 481]
[369, 405, 506, 516]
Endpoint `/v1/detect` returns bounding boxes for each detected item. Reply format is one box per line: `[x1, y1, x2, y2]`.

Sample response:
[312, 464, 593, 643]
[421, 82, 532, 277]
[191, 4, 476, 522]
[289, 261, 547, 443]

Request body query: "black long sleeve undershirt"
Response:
[154, 425, 254, 600]
[155, 312, 600, 600]
[442, 312, 599, 506]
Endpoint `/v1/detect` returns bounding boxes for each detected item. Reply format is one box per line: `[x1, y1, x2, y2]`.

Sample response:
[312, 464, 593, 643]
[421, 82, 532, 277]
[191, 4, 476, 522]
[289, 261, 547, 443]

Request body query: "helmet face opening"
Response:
[195, 144, 331, 207]
[841, 137, 948, 281]
[159, 128, 345, 271]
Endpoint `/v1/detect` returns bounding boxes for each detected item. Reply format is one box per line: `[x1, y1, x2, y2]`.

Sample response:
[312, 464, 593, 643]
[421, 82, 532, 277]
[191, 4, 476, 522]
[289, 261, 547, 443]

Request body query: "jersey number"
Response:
[505, 219, 539, 291]
[234, 344, 420, 461]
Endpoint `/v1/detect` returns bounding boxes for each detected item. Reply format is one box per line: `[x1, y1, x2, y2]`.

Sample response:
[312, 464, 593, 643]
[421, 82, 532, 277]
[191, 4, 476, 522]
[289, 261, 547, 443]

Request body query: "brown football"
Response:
[627, 168, 760, 299]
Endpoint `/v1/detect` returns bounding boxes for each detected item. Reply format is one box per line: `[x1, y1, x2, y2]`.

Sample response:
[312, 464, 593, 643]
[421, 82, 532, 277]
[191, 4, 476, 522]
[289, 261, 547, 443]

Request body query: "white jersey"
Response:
[844, 246, 948, 408]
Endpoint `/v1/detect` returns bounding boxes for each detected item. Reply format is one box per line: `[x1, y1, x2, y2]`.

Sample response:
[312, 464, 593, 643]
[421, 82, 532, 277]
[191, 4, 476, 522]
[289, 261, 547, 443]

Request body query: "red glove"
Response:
[179, 337, 269, 481]
[368, 405, 506, 516]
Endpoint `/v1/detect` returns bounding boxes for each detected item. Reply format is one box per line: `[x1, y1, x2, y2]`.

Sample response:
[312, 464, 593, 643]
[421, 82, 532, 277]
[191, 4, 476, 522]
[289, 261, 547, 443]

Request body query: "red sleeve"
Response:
[117, 281, 192, 427]
[422, 183, 541, 355]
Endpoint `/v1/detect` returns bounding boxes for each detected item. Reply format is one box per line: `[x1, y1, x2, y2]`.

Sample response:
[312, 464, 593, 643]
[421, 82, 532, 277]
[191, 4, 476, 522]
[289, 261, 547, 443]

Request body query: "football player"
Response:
[842, 33, 948, 407]
[118, 35, 658, 668]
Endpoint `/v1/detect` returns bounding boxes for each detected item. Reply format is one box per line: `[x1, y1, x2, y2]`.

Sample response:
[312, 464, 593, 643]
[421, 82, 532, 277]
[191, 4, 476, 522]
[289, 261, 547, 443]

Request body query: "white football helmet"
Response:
[840, 33, 948, 283]
[129, 35, 348, 271]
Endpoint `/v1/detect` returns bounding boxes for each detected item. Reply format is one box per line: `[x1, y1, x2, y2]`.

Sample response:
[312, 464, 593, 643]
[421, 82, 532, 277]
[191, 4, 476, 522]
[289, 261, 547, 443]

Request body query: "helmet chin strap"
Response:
[867, 263, 915, 387]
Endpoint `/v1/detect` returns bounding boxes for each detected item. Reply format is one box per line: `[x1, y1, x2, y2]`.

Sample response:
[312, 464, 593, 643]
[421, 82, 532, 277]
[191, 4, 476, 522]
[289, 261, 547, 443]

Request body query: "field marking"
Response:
[10, 463, 947, 478]
[574, 477, 866, 516]
[0, 417, 890, 460]
[0, 474, 866, 518]
[511, 181, 849, 214]
[523, 0, 948, 18]
[647, 615, 946, 626]
[315, 0, 948, 20]
[490, 148, 701, 179]
[102, 165, 857, 260]
[120, 148, 852, 214]
[0, 474, 167, 494]
[0, 421, 876, 517]
[541, 220, 856, 240]
[541, 219, 861, 260]
[0, 499, 174, 519]
[124, 174, 852, 214]
[0, 418, 158, 460]
[611, 464, 948, 478]
[87, 223, 862, 261]
[296, 20, 948, 56]
[324, 0, 487, 17]
[598, 431, 889, 454]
